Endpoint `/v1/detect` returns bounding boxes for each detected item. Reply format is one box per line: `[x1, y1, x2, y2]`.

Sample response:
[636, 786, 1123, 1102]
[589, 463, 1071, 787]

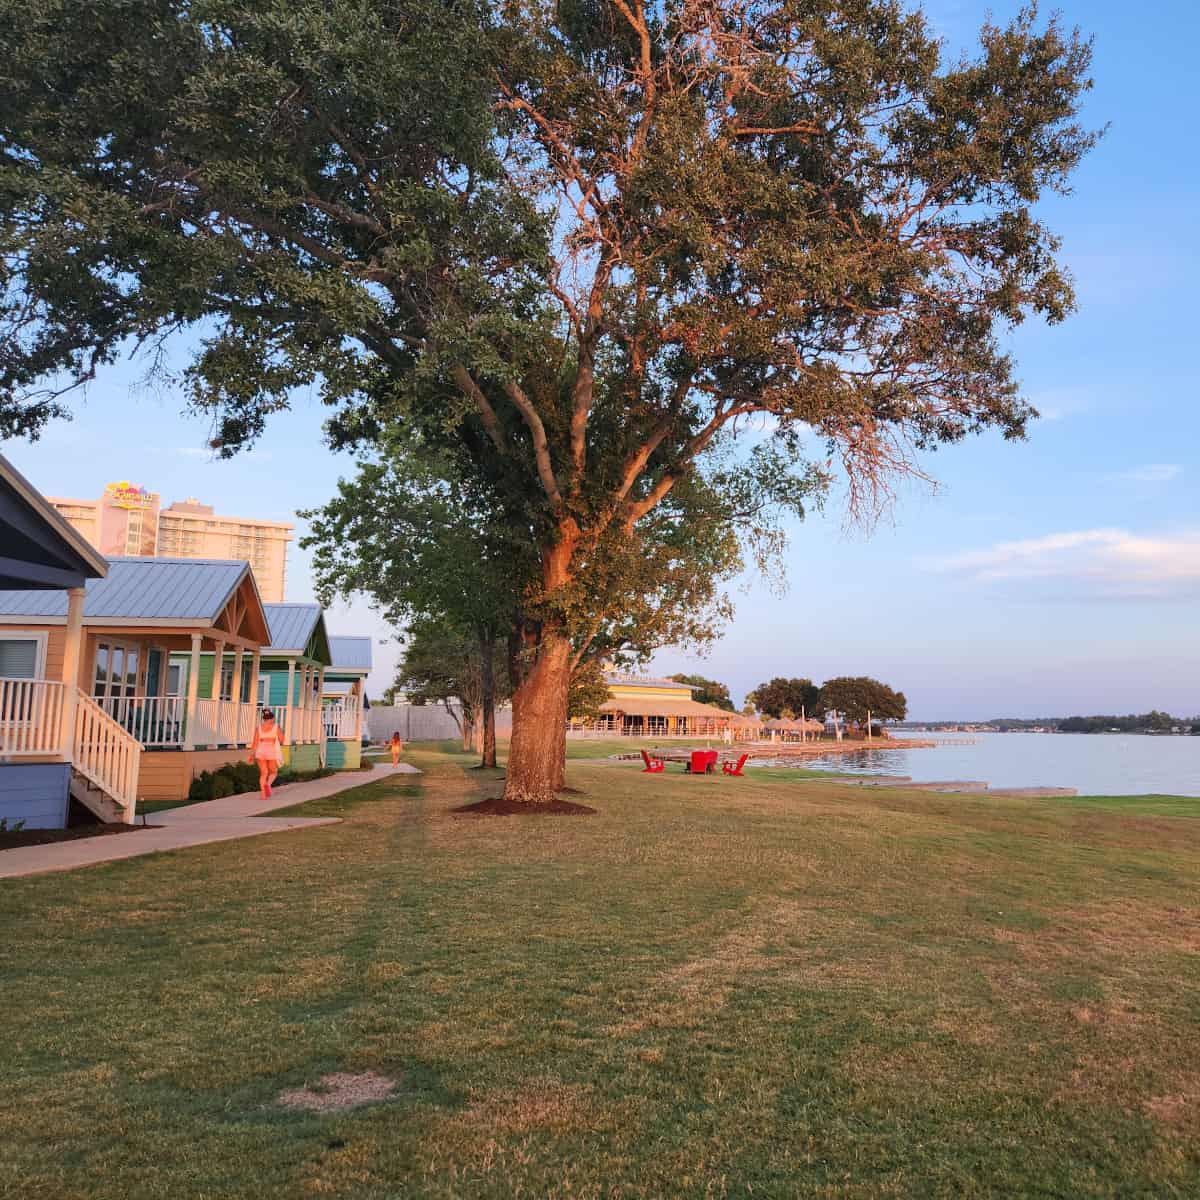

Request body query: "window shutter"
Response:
[0, 639, 39, 678]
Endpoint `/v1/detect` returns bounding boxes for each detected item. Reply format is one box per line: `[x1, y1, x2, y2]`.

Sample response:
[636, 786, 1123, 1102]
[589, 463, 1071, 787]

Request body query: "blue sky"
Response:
[4, 0, 1198, 718]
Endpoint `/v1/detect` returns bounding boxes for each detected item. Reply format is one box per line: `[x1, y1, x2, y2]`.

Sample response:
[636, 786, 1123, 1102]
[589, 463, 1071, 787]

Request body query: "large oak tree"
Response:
[0, 0, 1097, 802]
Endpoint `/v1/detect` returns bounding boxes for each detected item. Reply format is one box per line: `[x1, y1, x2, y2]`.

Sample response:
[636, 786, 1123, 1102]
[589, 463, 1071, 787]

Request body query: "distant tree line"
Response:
[747, 676, 907, 728]
[915, 713, 1200, 734]
[1058, 712, 1195, 734]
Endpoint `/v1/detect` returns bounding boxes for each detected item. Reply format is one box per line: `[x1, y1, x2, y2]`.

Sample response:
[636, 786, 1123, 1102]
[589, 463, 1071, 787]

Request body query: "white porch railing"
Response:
[192, 699, 260, 747]
[13, 689, 333, 753]
[0, 676, 66, 755]
[0, 677, 139, 820]
[258, 703, 323, 745]
[73, 693, 140, 816]
[96, 695, 187, 748]
[323, 700, 360, 741]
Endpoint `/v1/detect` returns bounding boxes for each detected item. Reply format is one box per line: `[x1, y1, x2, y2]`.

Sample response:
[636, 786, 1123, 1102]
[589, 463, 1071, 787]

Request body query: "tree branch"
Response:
[451, 366, 506, 453]
[502, 380, 564, 510]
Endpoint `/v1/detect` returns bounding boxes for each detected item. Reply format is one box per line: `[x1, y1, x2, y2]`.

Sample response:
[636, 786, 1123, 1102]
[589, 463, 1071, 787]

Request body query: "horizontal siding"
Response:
[285, 743, 320, 773]
[325, 739, 361, 770]
[139, 749, 249, 802]
[0, 763, 70, 829]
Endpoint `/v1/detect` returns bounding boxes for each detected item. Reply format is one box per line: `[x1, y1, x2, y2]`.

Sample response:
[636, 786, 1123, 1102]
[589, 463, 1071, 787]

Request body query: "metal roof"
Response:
[264, 603, 321, 652]
[0, 557, 250, 621]
[328, 635, 372, 671]
[604, 672, 696, 691]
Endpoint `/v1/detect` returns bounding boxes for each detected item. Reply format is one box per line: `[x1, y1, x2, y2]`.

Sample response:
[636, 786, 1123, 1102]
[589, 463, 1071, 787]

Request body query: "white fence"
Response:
[367, 703, 511, 743]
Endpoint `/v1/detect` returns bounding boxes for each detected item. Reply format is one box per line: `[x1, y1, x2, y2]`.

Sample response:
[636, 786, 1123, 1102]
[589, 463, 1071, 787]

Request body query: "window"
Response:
[0, 636, 43, 679]
[92, 641, 139, 702]
[257, 675, 270, 705]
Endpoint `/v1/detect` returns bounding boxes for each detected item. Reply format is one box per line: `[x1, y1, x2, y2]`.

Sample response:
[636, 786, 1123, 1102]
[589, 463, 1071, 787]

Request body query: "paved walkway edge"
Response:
[0, 761, 419, 880]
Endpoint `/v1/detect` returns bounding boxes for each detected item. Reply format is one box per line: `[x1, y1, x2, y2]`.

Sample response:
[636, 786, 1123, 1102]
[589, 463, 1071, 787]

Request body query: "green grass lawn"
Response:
[2, 745, 1198, 1198]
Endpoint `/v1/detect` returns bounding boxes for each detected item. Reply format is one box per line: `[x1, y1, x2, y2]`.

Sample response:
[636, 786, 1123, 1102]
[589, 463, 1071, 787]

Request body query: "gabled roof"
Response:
[0, 556, 256, 624]
[0, 455, 109, 589]
[604, 672, 696, 691]
[328, 635, 372, 672]
[263, 602, 332, 663]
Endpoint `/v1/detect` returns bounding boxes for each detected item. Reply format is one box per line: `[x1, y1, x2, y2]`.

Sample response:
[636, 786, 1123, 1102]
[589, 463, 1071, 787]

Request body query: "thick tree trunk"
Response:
[479, 632, 498, 769]
[502, 628, 572, 804]
[461, 712, 475, 753]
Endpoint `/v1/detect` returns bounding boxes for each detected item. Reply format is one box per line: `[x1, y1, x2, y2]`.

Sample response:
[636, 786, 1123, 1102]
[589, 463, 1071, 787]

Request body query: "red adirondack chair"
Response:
[722, 753, 749, 777]
[640, 749, 665, 773]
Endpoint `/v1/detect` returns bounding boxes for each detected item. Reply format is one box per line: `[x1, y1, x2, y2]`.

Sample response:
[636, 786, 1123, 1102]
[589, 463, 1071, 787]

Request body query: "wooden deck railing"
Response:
[1, 677, 139, 820]
[0, 676, 66, 756]
[323, 700, 360, 741]
[73, 693, 140, 818]
[258, 703, 323, 745]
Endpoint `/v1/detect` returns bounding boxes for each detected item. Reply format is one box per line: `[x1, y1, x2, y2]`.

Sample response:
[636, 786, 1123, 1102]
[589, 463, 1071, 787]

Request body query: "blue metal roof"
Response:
[264, 603, 321, 652]
[328, 635, 373, 672]
[0, 557, 250, 621]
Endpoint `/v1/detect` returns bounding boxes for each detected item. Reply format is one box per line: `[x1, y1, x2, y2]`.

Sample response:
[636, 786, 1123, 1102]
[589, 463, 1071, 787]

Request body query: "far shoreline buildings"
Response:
[47, 482, 293, 602]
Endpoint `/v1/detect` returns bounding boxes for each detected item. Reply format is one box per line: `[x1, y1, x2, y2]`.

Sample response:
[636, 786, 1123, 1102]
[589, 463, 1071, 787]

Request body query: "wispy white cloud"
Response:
[925, 528, 1200, 598]
[149, 445, 274, 462]
[1027, 387, 1093, 424]
[1104, 463, 1182, 484]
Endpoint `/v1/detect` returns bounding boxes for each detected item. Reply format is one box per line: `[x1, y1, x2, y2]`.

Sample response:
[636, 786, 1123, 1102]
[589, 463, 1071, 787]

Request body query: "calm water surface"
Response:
[798, 732, 1200, 797]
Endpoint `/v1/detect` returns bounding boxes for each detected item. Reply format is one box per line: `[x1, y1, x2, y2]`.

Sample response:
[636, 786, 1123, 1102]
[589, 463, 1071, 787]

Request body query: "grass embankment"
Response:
[1, 745, 1198, 1197]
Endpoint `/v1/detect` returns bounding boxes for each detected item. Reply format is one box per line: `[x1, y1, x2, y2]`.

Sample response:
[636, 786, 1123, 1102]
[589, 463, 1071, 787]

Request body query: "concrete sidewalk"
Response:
[0, 761, 420, 880]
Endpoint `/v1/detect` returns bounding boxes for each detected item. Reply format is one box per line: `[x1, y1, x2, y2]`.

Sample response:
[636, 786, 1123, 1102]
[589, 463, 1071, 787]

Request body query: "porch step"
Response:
[69, 769, 131, 825]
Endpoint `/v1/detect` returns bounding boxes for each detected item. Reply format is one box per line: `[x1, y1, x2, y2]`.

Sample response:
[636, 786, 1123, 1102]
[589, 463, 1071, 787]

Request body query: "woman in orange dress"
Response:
[248, 708, 287, 798]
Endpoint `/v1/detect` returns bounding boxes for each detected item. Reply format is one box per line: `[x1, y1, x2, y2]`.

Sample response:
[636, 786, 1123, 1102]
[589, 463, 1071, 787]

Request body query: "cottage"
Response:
[322, 636, 370, 769]
[0, 556, 273, 805]
[0, 455, 111, 828]
[259, 603, 333, 772]
[572, 673, 760, 740]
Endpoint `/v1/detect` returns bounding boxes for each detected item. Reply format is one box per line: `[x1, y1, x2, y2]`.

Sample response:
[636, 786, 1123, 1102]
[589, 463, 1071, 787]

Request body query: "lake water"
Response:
[798, 732, 1200, 797]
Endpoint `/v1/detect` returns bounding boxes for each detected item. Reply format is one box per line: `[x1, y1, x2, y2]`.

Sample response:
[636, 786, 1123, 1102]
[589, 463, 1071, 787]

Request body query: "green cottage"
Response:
[322, 636, 370, 769]
[258, 603, 333, 772]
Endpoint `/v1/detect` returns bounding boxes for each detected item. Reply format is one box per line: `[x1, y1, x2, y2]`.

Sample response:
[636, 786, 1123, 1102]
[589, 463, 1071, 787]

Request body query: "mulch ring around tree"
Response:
[452, 797, 596, 816]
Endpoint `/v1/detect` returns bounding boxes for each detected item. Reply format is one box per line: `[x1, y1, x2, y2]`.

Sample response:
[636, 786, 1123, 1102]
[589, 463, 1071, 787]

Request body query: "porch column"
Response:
[249, 647, 260, 704]
[231, 644, 245, 744]
[183, 634, 203, 751]
[58, 586, 86, 757]
[211, 638, 226, 745]
[284, 659, 295, 744]
[353, 677, 362, 742]
[296, 664, 307, 742]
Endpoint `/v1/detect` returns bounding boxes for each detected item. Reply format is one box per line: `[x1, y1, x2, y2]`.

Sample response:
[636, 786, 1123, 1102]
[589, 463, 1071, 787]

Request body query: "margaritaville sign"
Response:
[103, 480, 158, 510]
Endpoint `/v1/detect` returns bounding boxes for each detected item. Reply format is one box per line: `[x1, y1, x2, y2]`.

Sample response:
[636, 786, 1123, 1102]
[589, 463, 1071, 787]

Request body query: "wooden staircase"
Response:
[67, 691, 141, 823]
[0, 677, 141, 824]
